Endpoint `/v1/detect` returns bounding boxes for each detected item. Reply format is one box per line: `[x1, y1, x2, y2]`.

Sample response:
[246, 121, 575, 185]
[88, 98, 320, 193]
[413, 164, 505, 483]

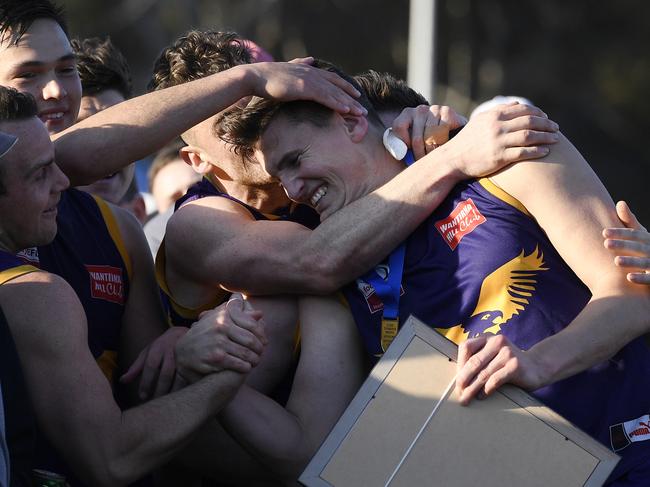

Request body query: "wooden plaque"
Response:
[300, 316, 619, 487]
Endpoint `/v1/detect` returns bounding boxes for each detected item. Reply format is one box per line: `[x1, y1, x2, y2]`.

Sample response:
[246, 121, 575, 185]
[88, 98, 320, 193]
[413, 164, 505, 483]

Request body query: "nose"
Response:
[53, 163, 70, 192]
[281, 175, 305, 202]
[42, 77, 67, 101]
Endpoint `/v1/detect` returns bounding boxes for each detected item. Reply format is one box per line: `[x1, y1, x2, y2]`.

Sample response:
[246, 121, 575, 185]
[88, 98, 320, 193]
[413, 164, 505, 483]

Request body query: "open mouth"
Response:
[310, 185, 328, 207]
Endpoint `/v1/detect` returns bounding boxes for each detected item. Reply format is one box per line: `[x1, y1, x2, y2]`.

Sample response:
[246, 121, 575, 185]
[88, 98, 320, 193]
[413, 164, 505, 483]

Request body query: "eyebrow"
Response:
[275, 149, 303, 173]
[11, 53, 76, 71]
[24, 157, 55, 177]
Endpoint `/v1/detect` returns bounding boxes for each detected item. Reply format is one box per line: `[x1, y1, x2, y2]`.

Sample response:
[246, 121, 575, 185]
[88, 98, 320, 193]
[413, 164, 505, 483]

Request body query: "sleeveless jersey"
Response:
[16, 189, 132, 384]
[0, 260, 38, 487]
[12, 189, 132, 487]
[342, 178, 650, 481]
[156, 177, 319, 326]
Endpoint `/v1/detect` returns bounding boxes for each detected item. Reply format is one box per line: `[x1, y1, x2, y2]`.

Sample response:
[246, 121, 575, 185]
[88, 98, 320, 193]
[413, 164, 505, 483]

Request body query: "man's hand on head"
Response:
[240, 60, 367, 116]
[174, 295, 267, 383]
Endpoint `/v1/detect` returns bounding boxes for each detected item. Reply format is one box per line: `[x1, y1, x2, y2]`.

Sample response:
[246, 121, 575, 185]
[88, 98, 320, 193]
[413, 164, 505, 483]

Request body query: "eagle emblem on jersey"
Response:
[436, 246, 548, 344]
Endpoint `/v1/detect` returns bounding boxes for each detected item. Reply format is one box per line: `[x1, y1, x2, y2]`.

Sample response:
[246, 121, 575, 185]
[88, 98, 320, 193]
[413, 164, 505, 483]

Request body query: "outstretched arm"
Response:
[1, 274, 249, 487]
[53, 61, 365, 186]
[167, 103, 560, 296]
[218, 295, 365, 483]
[455, 135, 650, 403]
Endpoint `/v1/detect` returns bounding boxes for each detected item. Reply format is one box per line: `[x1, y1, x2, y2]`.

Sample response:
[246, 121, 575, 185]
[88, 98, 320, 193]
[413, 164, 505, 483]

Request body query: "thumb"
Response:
[617, 201, 646, 231]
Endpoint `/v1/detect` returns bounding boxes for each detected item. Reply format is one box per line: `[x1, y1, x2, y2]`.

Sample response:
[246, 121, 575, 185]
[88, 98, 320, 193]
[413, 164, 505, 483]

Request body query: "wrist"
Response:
[232, 63, 260, 98]
[525, 344, 560, 389]
[431, 144, 466, 184]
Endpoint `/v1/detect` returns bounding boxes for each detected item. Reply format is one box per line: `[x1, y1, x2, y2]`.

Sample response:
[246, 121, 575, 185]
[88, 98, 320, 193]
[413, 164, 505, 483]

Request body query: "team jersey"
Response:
[155, 177, 319, 326]
[16, 189, 132, 385]
[2, 189, 132, 486]
[0, 259, 38, 487]
[342, 177, 650, 482]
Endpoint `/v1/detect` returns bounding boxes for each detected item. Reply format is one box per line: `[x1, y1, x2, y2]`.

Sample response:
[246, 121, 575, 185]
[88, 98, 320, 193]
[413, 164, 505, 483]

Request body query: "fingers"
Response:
[152, 348, 177, 398]
[288, 56, 314, 65]
[119, 348, 146, 384]
[138, 346, 164, 400]
[500, 145, 551, 163]
[616, 201, 646, 231]
[493, 102, 548, 121]
[227, 298, 268, 348]
[605, 235, 650, 255]
[456, 335, 515, 405]
[312, 69, 364, 116]
[626, 271, 650, 285]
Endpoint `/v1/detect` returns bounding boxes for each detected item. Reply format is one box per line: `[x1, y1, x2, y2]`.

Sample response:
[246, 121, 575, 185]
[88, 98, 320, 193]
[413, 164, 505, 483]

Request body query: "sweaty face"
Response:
[257, 114, 376, 220]
[76, 90, 133, 203]
[0, 117, 70, 252]
[0, 18, 82, 134]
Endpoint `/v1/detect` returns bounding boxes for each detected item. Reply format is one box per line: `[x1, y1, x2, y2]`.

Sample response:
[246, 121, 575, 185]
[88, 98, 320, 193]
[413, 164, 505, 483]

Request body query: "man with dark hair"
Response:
[147, 29, 556, 330]
[72, 36, 138, 206]
[71, 36, 132, 100]
[218, 64, 650, 485]
[0, 85, 267, 487]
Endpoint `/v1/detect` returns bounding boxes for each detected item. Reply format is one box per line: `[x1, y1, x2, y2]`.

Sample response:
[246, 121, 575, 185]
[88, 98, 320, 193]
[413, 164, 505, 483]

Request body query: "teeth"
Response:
[42, 112, 64, 120]
[310, 185, 327, 206]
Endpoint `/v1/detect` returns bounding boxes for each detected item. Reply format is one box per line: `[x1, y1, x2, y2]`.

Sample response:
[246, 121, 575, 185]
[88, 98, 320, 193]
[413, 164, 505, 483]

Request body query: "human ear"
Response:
[341, 113, 369, 143]
[180, 146, 212, 176]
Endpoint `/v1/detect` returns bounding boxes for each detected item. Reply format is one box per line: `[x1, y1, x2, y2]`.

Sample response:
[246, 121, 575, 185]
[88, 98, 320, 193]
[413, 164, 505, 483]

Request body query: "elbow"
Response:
[83, 453, 141, 487]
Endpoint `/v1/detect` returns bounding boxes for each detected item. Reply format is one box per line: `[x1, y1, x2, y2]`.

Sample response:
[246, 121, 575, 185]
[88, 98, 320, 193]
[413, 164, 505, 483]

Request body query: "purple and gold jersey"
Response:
[16, 189, 131, 384]
[156, 177, 319, 326]
[342, 178, 650, 482]
[3, 188, 131, 487]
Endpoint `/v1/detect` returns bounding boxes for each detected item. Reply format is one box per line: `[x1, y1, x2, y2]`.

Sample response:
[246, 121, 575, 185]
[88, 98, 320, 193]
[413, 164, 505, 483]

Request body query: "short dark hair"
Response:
[0, 86, 38, 121]
[0, 0, 67, 45]
[217, 59, 382, 159]
[0, 86, 38, 194]
[148, 30, 251, 92]
[71, 36, 133, 99]
[354, 70, 429, 113]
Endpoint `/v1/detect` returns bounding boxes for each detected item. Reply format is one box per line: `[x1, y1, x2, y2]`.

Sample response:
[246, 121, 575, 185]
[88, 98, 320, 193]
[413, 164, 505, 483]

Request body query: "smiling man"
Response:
[219, 65, 650, 485]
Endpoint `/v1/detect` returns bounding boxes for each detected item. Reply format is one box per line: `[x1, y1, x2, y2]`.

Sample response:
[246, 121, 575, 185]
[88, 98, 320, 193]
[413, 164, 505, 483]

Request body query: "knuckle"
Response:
[467, 355, 483, 370]
[477, 369, 491, 384]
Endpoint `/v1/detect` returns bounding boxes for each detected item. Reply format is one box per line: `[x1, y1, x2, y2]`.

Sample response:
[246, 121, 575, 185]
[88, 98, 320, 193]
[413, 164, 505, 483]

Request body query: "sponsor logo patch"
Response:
[355, 265, 405, 314]
[16, 247, 40, 266]
[610, 413, 650, 452]
[86, 265, 124, 304]
[356, 278, 384, 314]
[435, 198, 486, 250]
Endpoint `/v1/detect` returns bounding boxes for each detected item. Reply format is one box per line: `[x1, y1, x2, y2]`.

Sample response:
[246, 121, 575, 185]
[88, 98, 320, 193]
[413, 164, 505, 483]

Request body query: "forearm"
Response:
[53, 65, 253, 185]
[219, 386, 309, 482]
[105, 371, 244, 486]
[258, 147, 463, 295]
[529, 292, 650, 386]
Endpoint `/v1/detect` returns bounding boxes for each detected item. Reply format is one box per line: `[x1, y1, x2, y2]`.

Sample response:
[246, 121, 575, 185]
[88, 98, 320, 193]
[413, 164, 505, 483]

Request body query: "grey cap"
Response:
[0, 132, 18, 158]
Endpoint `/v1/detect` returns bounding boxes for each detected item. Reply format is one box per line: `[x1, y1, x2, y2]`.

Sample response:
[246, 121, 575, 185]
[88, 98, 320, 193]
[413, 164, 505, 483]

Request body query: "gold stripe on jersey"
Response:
[92, 195, 133, 281]
[0, 264, 40, 285]
[155, 238, 227, 321]
[478, 178, 532, 217]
